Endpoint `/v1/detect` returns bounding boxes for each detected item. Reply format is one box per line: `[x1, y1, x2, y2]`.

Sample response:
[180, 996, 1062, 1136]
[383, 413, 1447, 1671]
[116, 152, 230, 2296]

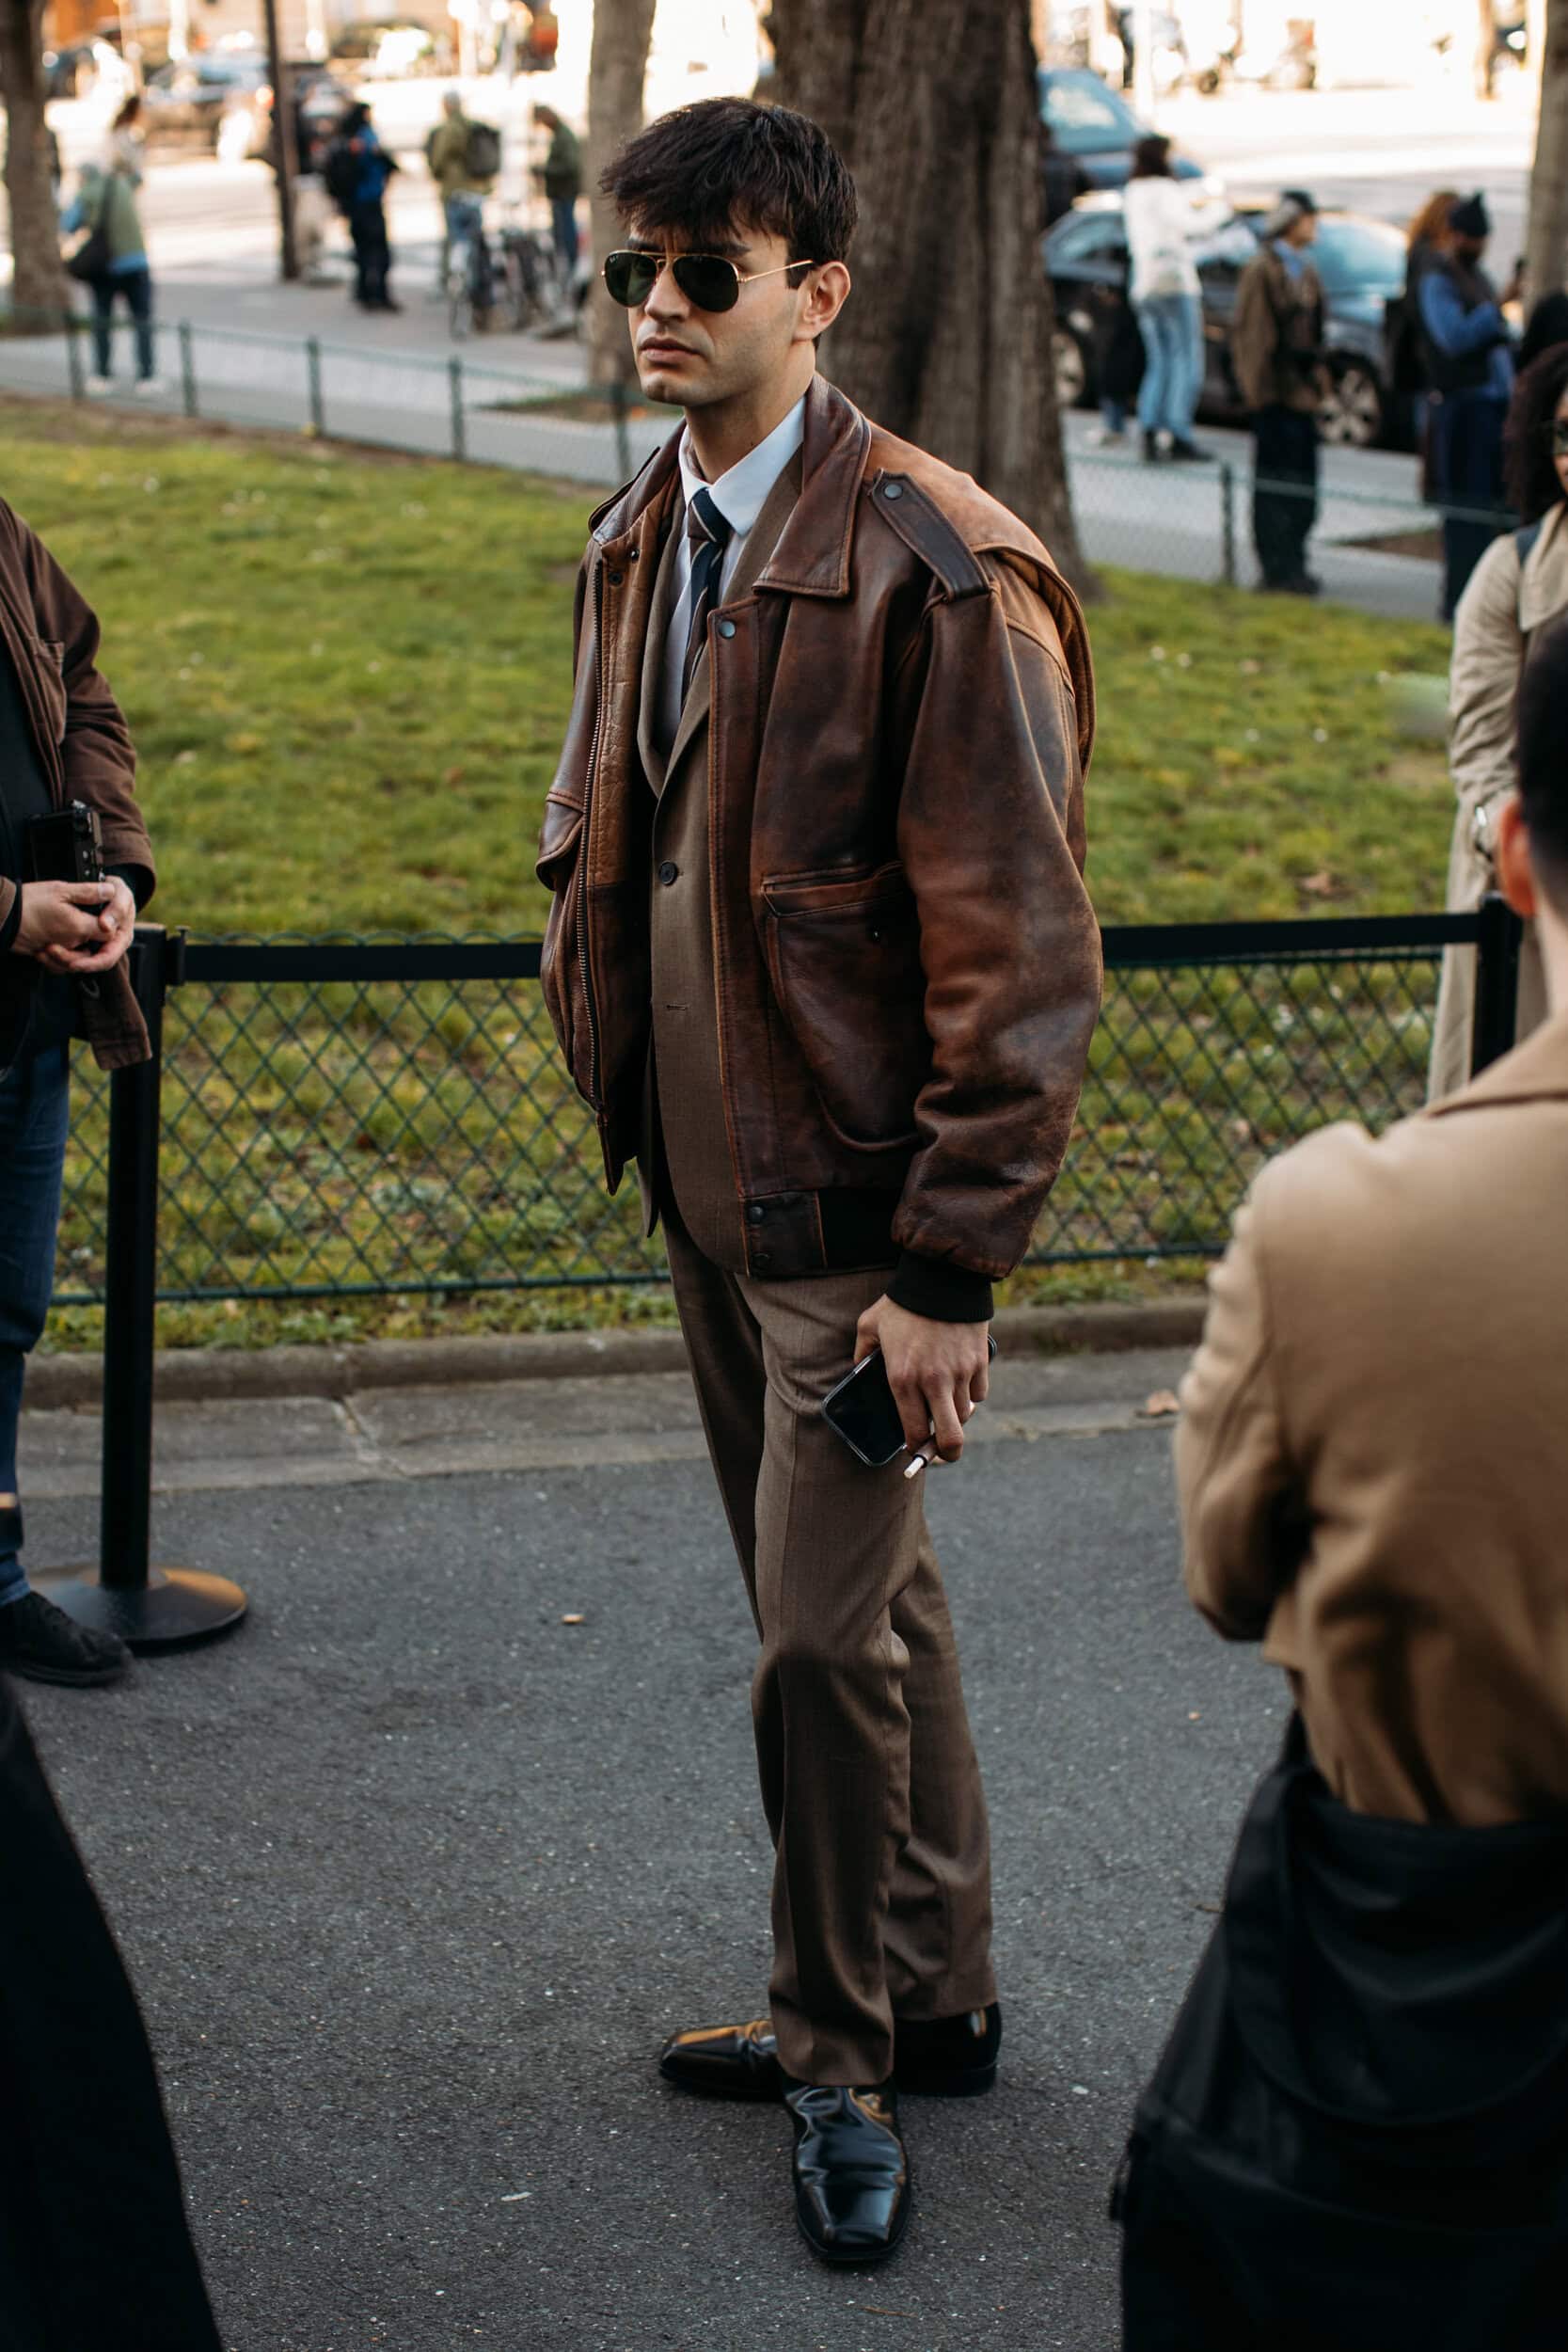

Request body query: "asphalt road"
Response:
[16, 1357, 1286, 2352]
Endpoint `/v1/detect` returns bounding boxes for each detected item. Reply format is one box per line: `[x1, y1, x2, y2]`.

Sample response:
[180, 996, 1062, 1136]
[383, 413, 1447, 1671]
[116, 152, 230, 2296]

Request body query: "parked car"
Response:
[1037, 66, 1207, 189]
[328, 20, 450, 74]
[1045, 196, 1409, 447]
[142, 54, 352, 162]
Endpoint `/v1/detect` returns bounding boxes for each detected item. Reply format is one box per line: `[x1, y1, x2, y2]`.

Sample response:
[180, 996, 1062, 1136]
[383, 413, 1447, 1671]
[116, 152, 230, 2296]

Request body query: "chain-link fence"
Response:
[0, 305, 1492, 619]
[53, 912, 1511, 1309]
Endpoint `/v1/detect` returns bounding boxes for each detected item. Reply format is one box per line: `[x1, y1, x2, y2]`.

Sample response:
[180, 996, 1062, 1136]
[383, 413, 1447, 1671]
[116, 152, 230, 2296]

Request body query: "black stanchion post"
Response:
[179, 319, 198, 419]
[64, 308, 85, 401]
[1218, 460, 1237, 588]
[449, 355, 467, 460]
[610, 373, 632, 483]
[37, 928, 247, 1652]
[1471, 889, 1524, 1077]
[307, 334, 325, 436]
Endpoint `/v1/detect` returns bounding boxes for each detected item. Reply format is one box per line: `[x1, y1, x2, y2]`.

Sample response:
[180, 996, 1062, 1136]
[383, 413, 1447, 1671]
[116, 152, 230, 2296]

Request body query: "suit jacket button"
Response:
[746, 1202, 766, 1223]
[752, 1249, 772, 1270]
[657, 861, 678, 885]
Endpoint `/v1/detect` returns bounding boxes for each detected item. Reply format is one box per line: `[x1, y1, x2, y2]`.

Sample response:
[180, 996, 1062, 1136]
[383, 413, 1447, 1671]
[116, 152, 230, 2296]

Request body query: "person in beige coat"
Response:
[1428, 340, 1568, 1097]
[1116, 609, 1568, 2351]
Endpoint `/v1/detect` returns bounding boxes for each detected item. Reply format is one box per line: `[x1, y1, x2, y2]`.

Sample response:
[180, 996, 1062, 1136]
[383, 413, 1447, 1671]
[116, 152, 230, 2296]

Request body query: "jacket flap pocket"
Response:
[762, 858, 909, 918]
[537, 792, 584, 886]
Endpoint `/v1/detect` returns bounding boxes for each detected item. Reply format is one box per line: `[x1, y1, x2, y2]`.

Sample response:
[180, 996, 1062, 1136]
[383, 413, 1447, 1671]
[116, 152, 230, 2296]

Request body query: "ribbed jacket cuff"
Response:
[886, 1250, 994, 1325]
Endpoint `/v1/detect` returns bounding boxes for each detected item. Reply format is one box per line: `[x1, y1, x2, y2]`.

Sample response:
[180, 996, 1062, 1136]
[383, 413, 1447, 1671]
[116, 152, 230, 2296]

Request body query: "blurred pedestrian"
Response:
[1231, 190, 1324, 596]
[428, 90, 497, 316]
[1123, 135, 1209, 462]
[105, 91, 144, 183]
[1418, 192, 1517, 618]
[281, 87, 338, 284]
[1118, 603, 1568, 2352]
[0, 1673, 224, 2345]
[1428, 341, 1568, 1098]
[60, 161, 159, 393]
[533, 103, 580, 287]
[0, 498, 152, 1688]
[325, 101, 400, 313]
[1040, 119, 1089, 228]
[1394, 187, 1458, 465]
[1087, 254, 1145, 445]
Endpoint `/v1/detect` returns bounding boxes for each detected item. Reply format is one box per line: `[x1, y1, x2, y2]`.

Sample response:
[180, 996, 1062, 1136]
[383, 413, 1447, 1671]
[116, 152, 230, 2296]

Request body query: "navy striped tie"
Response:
[681, 485, 733, 699]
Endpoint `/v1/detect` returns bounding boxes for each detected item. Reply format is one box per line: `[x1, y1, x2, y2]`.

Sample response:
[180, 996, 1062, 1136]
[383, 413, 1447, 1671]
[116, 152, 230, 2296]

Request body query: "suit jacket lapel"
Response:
[664, 449, 804, 783]
[637, 501, 685, 799]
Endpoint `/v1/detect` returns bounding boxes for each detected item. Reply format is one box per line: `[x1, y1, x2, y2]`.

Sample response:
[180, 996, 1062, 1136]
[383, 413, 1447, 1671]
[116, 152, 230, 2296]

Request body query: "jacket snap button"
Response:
[752, 1249, 772, 1270]
[657, 860, 679, 886]
[746, 1202, 766, 1223]
[608, 569, 625, 585]
[882, 481, 904, 500]
[717, 618, 736, 638]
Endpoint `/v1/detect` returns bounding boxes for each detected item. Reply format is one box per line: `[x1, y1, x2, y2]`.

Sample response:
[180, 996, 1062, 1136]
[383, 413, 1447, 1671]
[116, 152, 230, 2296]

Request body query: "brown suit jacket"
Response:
[1176, 1007, 1568, 1825]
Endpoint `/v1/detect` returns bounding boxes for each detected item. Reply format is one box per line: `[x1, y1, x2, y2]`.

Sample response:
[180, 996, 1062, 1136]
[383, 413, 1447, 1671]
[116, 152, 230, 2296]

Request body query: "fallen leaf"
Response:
[561, 1613, 585, 1626]
[1140, 1390, 1181, 1419]
[1300, 870, 1338, 898]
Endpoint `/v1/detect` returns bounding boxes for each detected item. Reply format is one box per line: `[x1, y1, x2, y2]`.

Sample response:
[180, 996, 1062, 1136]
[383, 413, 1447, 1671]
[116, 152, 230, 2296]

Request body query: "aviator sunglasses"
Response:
[602, 248, 816, 314]
[1550, 419, 1568, 456]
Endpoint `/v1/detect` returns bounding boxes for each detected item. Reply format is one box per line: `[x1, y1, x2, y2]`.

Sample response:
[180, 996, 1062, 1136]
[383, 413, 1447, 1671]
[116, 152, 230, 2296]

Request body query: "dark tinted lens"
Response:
[604, 250, 659, 308]
[673, 253, 740, 312]
[1552, 420, 1568, 455]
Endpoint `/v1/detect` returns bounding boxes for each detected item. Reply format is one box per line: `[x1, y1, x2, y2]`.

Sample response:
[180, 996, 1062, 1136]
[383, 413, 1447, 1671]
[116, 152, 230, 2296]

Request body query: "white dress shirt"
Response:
[657, 391, 807, 752]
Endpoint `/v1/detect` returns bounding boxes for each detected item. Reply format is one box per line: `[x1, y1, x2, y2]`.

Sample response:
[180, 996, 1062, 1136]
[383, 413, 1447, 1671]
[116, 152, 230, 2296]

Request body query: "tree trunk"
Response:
[0, 0, 68, 322]
[770, 0, 1088, 585]
[1526, 0, 1568, 311]
[585, 0, 658, 387]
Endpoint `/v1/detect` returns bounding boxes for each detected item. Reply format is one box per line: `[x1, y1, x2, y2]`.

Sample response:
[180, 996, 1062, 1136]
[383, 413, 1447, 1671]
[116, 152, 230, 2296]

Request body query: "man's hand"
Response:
[854, 1295, 991, 1469]
[13, 878, 135, 974]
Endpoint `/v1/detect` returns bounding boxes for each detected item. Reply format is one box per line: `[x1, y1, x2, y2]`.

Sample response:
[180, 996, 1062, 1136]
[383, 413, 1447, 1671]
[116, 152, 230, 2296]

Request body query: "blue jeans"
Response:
[1134, 292, 1203, 439]
[0, 1044, 71, 1607]
[444, 193, 492, 308]
[89, 262, 155, 381]
[550, 196, 578, 278]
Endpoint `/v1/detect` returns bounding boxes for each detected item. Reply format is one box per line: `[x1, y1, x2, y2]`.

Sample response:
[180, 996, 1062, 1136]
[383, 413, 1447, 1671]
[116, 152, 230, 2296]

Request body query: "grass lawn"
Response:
[0, 398, 1455, 1349]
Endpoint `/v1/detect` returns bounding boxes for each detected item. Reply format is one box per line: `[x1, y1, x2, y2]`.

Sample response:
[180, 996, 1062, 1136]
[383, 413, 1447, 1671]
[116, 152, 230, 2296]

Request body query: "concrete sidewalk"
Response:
[18, 1339, 1285, 2352]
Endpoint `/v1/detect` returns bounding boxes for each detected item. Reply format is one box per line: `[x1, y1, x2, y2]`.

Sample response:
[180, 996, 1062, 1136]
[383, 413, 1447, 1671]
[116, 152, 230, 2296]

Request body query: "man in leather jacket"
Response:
[537, 96, 1101, 2265]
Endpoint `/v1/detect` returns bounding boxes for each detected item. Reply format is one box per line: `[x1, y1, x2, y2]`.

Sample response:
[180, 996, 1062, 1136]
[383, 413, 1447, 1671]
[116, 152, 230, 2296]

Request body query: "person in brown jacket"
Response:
[1229, 190, 1325, 595]
[537, 98, 1100, 2264]
[0, 498, 153, 1689]
[1116, 608, 1568, 2349]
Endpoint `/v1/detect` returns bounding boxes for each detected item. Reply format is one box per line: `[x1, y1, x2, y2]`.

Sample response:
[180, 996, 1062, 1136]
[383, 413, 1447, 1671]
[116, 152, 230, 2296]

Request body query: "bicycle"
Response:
[494, 222, 567, 333]
[445, 199, 494, 341]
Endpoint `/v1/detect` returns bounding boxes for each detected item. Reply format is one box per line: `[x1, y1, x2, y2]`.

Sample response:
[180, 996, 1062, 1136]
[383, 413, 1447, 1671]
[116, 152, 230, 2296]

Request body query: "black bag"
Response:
[323, 135, 358, 213]
[464, 120, 501, 178]
[1117, 1718, 1568, 2352]
[64, 188, 111, 283]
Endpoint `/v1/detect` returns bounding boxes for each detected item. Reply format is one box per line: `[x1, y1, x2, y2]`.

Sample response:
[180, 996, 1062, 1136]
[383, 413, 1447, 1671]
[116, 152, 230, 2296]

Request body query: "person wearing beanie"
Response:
[1418, 191, 1520, 616]
[1229, 188, 1326, 595]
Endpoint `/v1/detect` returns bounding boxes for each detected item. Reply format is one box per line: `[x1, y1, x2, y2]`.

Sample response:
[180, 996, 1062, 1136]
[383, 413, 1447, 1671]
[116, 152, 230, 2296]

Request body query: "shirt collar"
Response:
[678, 391, 808, 540]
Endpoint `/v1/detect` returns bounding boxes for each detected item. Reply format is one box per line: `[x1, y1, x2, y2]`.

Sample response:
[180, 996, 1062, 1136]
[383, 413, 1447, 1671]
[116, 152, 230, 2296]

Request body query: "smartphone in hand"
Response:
[821, 1337, 998, 1467]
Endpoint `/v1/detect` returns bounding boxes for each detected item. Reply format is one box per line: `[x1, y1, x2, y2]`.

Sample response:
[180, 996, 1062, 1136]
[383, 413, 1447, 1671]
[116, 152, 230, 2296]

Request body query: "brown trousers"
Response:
[662, 1208, 996, 2086]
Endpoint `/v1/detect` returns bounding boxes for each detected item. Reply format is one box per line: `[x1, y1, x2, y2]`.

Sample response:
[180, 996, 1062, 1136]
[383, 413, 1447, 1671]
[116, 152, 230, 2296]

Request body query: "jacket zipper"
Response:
[575, 553, 607, 1113]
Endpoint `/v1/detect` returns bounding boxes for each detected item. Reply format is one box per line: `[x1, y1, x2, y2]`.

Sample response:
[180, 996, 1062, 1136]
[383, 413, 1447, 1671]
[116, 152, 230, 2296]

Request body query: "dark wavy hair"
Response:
[1503, 342, 1568, 526]
[1517, 607, 1568, 902]
[600, 97, 856, 267]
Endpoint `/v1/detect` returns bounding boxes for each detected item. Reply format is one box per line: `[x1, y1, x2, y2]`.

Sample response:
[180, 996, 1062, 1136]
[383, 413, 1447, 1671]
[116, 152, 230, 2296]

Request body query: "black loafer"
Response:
[0, 1591, 130, 1689]
[658, 2001, 1002, 2101]
[784, 2078, 910, 2265]
[658, 2015, 783, 2100]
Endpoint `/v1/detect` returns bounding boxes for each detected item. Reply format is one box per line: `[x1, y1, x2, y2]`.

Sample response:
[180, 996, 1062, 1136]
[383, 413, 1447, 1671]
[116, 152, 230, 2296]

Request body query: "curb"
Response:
[26, 1295, 1207, 1413]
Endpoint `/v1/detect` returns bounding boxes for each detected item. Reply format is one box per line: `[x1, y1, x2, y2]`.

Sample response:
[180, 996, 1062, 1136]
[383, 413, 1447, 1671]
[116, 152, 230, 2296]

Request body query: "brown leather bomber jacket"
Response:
[537, 373, 1101, 1310]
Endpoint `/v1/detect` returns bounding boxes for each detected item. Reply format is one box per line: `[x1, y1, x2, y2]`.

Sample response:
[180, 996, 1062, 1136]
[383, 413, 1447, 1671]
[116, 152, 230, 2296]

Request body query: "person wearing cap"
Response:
[1418, 193, 1520, 617]
[1230, 191, 1325, 596]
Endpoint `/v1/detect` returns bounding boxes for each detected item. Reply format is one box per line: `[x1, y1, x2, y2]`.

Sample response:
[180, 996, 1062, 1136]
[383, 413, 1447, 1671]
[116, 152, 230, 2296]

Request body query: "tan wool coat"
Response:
[1176, 1006, 1568, 1827]
[1428, 501, 1568, 1099]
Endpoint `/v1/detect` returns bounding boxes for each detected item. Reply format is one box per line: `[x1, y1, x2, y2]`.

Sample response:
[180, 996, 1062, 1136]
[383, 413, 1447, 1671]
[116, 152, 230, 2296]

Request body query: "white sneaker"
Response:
[130, 375, 167, 399]
[85, 374, 114, 396]
[1086, 425, 1126, 448]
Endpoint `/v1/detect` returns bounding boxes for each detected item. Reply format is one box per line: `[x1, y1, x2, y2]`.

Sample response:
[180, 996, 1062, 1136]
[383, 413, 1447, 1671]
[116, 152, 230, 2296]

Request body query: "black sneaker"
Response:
[0, 1593, 131, 1688]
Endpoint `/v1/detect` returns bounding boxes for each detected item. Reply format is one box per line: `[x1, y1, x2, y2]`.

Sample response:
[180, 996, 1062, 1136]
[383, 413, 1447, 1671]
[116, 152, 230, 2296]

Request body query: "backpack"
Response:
[464, 120, 501, 178]
[323, 135, 358, 212]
